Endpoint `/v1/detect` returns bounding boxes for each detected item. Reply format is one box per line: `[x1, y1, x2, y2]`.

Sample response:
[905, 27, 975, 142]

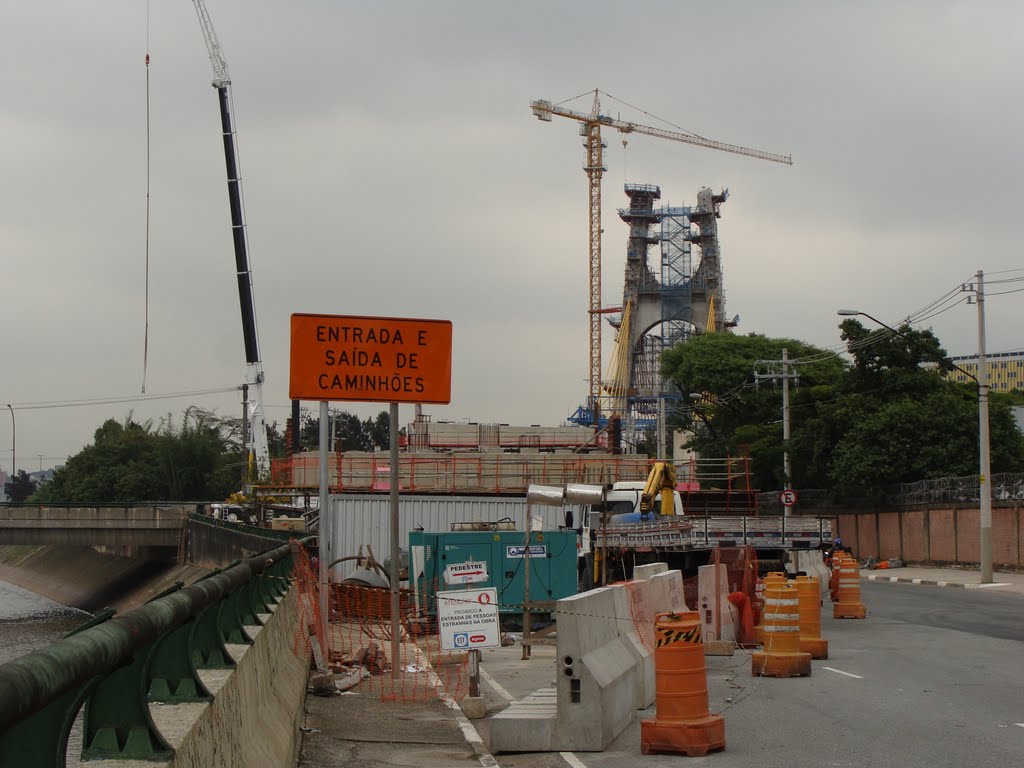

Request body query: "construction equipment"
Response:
[191, 0, 270, 482]
[531, 90, 792, 422]
[641, 460, 677, 516]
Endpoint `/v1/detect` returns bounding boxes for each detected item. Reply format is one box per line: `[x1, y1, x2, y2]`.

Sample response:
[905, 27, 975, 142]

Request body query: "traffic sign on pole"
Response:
[780, 489, 798, 507]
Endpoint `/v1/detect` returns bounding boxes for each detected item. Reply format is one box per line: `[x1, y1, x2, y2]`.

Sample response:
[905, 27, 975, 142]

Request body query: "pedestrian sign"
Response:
[444, 560, 489, 586]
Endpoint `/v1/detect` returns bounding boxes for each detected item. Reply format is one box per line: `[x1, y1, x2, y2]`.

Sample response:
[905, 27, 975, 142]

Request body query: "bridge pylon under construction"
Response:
[571, 183, 731, 451]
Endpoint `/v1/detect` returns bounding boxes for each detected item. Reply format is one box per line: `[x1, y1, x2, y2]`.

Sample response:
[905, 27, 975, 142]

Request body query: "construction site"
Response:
[267, 92, 790, 511]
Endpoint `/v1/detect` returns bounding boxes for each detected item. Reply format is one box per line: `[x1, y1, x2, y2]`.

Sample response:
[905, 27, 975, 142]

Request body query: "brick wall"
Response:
[832, 503, 1022, 568]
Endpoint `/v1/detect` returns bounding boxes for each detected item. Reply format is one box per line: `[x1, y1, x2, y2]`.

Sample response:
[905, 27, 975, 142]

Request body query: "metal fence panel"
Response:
[327, 494, 577, 579]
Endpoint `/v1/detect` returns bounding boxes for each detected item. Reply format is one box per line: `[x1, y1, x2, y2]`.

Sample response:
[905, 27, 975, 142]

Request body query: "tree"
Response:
[661, 332, 845, 489]
[660, 323, 1024, 497]
[297, 409, 391, 452]
[6, 470, 37, 503]
[30, 410, 249, 503]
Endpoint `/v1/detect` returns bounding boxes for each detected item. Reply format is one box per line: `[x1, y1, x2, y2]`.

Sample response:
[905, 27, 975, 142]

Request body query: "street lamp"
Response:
[837, 309, 992, 583]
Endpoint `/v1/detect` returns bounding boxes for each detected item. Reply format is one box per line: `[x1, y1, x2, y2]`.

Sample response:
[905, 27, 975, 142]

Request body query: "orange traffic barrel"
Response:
[640, 611, 726, 757]
[829, 555, 842, 602]
[751, 582, 812, 678]
[794, 575, 828, 659]
[754, 572, 788, 645]
[833, 556, 866, 619]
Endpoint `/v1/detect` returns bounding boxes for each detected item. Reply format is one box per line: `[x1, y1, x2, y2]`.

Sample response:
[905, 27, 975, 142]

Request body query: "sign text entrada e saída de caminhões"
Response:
[289, 314, 452, 404]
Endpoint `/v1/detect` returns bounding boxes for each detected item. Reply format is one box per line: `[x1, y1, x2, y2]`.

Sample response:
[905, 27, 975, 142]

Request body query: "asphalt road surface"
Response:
[482, 580, 1024, 768]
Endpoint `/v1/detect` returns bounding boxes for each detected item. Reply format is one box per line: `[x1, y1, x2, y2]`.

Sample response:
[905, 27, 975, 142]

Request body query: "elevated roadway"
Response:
[0, 504, 192, 547]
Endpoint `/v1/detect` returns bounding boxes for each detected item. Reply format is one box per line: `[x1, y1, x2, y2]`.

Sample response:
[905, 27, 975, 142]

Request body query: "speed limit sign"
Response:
[780, 489, 798, 507]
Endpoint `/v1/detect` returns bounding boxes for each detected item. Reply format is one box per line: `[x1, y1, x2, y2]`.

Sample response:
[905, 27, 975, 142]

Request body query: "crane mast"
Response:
[531, 90, 791, 424]
[192, 0, 269, 481]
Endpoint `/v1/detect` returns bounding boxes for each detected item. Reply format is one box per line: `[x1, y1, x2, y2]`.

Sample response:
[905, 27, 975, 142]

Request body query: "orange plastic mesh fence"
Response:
[682, 574, 699, 610]
[291, 544, 326, 660]
[291, 549, 469, 702]
[625, 580, 656, 653]
[712, 546, 759, 598]
[326, 577, 469, 702]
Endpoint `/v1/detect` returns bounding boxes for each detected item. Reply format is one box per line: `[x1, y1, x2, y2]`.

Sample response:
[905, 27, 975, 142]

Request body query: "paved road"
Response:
[860, 580, 1024, 642]
[481, 581, 1024, 768]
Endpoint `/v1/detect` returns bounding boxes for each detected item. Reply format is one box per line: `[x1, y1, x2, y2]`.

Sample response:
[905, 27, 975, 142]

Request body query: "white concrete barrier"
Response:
[793, 550, 830, 599]
[489, 569, 685, 753]
[697, 564, 735, 647]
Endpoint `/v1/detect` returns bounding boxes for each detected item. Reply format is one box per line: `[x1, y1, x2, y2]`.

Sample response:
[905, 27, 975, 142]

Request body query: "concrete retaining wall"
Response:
[170, 587, 309, 768]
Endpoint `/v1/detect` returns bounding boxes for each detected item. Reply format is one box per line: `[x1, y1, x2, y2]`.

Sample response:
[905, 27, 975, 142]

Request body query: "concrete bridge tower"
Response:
[606, 184, 729, 447]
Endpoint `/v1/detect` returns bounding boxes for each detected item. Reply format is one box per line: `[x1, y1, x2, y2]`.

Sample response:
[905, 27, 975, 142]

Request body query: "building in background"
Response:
[945, 351, 1024, 393]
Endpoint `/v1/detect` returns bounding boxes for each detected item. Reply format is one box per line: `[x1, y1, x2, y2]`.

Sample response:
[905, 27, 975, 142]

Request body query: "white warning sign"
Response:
[437, 587, 500, 651]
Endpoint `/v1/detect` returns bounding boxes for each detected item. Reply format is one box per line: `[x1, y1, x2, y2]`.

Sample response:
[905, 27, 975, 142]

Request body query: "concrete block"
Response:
[697, 564, 735, 645]
[632, 562, 668, 581]
[460, 695, 487, 720]
[650, 570, 687, 612]
[489, 688, 557, 752]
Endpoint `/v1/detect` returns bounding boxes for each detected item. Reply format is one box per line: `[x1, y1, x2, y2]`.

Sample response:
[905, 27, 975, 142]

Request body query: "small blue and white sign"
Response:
[453, 632, 469, 648]
[506, 545, 547, 558]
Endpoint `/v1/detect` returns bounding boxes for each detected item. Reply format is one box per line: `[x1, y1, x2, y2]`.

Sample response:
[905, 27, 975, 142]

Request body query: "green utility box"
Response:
[408, 529, 578, 613]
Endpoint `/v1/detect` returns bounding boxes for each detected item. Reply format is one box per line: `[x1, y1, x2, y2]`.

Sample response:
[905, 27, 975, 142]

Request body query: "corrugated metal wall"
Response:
[327, 494, 579, 579]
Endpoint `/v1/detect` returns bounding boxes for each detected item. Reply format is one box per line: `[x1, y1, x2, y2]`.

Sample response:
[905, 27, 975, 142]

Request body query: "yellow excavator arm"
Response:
[640, 461, 678, 516]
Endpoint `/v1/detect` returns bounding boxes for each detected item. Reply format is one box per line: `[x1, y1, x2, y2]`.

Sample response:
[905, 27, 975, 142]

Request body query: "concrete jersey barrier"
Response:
[489, 568, 686, 753]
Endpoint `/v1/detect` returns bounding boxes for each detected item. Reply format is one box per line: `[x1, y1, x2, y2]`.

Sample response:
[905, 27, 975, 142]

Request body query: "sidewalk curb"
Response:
[418, 647, 499, 768]
[863, 574, 1012, 590]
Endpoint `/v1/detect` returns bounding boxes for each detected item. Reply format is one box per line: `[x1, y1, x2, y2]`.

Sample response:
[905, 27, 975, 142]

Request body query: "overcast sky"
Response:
[2, 1, 1022, 470]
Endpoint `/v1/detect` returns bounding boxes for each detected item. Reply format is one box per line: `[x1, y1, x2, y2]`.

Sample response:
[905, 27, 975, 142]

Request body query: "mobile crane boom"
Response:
[192, 0, 269, 480]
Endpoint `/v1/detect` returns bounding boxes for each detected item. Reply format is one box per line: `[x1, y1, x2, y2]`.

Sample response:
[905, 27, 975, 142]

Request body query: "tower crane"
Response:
[192, 0, 270, 483]
[531, 89, 792, 424]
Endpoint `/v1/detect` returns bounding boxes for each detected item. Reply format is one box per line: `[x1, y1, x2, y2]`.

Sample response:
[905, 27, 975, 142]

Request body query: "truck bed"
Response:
[593, 515, 832, 552]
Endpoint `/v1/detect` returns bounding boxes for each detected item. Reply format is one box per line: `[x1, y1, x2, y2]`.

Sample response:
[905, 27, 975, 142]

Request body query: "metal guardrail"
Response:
[0, 540, 299, 766]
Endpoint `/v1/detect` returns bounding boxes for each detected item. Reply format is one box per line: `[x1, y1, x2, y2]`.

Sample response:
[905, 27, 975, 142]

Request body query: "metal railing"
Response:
[0, 539, 299, 766]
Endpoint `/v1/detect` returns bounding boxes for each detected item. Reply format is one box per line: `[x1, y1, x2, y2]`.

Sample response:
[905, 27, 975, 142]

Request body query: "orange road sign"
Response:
[289, 313, 452, 404]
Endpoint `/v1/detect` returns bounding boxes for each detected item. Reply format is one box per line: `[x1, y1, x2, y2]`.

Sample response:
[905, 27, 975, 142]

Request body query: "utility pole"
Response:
[966, 271, 992, 583]
[782, 348, 792, 491]
[754, 350, 799, 515]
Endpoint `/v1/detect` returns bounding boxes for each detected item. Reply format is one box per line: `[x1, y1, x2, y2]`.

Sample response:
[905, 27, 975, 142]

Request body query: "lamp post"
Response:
[837, 308, 992, 583]
[5, 405, 13, 478]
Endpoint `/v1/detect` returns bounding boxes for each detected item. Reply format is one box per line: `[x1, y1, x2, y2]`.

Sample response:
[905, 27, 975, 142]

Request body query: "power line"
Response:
[8, 386, 240, 411]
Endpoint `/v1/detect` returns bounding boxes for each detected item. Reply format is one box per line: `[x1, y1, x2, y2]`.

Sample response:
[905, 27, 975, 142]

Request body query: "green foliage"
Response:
[661, 332, 845, 489]
[660, 323, 1024, 498]
[5, 470, 37, 503]
[30, 410, 245, 504]
[298, 409, 391, 452]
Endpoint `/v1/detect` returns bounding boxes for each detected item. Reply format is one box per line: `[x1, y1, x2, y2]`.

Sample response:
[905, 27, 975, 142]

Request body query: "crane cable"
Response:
[142, 1, 152, 394]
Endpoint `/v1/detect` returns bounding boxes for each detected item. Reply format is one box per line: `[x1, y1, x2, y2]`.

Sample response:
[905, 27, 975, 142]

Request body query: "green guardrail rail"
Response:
[0, 537, 305, 767]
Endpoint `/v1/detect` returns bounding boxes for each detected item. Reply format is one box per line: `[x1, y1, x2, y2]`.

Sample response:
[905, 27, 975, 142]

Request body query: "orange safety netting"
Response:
[292, 551, 469, 702]
[292, 543, 327, 661]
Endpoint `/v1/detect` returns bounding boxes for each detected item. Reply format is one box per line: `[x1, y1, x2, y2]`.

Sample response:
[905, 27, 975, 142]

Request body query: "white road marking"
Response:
[1015, 723, 1024, 728]
[912, 578, 923, 584]
[560, 751, 590, 768]
[888, 577, 899, 582]
[479, 666, 515, 703]
[823, 666, 864, 679]
[967, 582, 1011, 589]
